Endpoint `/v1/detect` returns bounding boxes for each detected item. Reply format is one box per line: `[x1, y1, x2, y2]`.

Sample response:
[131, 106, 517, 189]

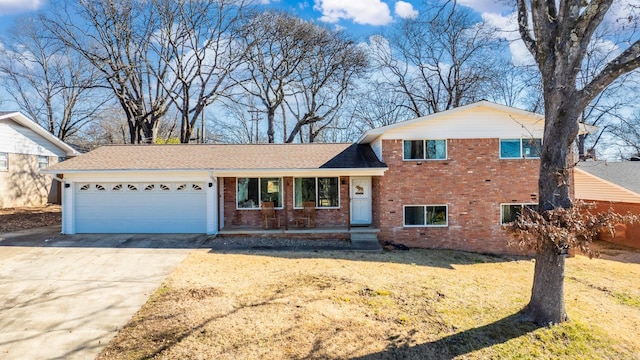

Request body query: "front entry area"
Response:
[350, 177, 372, 225]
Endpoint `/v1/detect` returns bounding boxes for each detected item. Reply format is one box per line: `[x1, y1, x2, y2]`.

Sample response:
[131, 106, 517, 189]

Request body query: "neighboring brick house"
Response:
[0, 112, 78, 208]
[44, 101, 595, 254]
[574, 160, 640, 249]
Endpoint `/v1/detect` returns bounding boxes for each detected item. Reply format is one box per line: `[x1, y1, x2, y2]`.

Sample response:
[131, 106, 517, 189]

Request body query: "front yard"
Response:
[98, 246, 640, 359]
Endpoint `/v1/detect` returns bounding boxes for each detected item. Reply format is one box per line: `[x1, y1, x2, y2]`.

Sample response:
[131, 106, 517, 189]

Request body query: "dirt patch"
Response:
[0, 205, 61, 233]
[98, 249, 640, 359]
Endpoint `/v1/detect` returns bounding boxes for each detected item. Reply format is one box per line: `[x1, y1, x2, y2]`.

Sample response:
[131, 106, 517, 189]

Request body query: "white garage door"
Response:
[74, 182, 207, 233]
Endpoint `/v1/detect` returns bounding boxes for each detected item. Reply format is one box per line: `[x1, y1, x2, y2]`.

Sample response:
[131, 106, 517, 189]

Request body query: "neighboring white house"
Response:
[0, 112, 78, 208]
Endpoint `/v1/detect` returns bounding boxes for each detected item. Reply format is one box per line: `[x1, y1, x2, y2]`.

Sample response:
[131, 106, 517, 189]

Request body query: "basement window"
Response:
[0, 152, 6, 170]
[404, 205, 448, 227]
[501, 203, 539, 224]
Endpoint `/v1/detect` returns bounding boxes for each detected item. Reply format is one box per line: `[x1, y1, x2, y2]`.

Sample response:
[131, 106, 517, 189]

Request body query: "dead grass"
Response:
[0, 205, 61, 233]
[98, 249, 640, 359]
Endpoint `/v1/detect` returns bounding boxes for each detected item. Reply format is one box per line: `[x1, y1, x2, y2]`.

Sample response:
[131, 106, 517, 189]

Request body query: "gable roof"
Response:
[45, 143, 387, 174]
[357, 100, 598, 144]
[576, 161, 640, 196]
[0, 112, 79, 157]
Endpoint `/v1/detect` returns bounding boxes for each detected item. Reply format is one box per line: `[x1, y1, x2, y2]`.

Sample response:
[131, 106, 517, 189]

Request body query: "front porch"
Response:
[218, 224, 380, 242]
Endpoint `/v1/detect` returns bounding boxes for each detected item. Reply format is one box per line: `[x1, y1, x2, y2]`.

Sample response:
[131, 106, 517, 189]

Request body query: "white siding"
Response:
[0, 119, 67, 157]
[370, 137, 383, 161]
[380, 107, 545, 140]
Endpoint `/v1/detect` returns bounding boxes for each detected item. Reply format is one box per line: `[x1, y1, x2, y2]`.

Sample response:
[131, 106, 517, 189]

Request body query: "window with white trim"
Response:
[404, 205, 448, 227]
[500, 138, 542, 159]
[403, 140, 447, 160]
[0, 152, 7, 170]
[501, 203, 539, 224]
[294, 177, 339, 208]
[237, 177, 283, 209]
[38, 155, 49, 169]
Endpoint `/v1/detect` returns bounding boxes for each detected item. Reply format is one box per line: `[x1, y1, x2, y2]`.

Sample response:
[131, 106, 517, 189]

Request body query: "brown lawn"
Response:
[98, 247, 640, 359]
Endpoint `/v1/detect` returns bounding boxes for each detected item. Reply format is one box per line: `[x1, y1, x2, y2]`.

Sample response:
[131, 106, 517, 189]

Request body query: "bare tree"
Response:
[217, 95, 265, 144]
[44, 0, 172, 144]
[516, 0, 640, 325]
[150, 0, 250, 143]
[486, 59, 543, 112]
[235, 11, 316, 143]
[0, 17, 107, 141]
[609, 108, 640, 158]
[372, 2, 503, 117]
[283, 28, 368, 143]
[575, 27, 640, 158]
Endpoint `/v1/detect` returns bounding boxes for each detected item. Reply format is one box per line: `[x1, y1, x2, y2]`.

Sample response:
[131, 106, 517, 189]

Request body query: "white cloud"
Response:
[0, 0, 44, 15]
[314, 0, 392, 26]
[457, 0, 513, 15]
[394, 1, 417, 19]
[482, 12, 534, 66]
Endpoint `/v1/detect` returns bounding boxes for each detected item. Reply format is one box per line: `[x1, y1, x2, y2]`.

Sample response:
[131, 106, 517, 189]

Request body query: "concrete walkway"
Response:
[0, 230, 205, 360]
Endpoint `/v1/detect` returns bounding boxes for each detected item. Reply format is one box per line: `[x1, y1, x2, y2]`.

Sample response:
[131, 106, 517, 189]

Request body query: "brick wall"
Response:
[377, 138, 539, 254]
[222, 176, 351, 229]
[591, 201, 640, 249]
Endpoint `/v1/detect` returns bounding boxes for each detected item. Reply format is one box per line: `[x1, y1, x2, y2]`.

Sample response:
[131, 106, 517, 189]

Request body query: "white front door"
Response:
[350, 177, 372, 225]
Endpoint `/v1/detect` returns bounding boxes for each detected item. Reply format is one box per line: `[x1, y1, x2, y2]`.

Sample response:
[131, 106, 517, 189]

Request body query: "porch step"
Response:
[349, 229, 381, 251]
[350, 232, 379, 242]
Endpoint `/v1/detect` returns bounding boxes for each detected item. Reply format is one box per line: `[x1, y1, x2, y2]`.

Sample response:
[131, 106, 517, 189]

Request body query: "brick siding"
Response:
[377, 138, 539, 254]
[591, 201, 640, 249]
[222, 176, 351, 229]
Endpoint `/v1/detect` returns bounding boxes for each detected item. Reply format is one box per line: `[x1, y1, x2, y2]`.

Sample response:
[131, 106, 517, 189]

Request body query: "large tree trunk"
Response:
[525, 239, 568, 324]
[525, 88, 580, 325]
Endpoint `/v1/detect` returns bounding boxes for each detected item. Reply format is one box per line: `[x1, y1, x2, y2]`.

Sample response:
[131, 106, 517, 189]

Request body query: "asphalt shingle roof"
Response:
[576, 160, 640, 194]
[47, 143, 387, 172]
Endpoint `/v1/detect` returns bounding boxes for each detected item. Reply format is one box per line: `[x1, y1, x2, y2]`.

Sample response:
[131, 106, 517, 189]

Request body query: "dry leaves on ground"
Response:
[0, 205, 61, 233]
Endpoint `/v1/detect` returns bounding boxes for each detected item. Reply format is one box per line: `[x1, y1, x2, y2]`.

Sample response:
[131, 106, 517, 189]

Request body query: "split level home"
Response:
[575, 160, 640, 249]
[44, 101, 596, 254]
[0, 112, 78, 208]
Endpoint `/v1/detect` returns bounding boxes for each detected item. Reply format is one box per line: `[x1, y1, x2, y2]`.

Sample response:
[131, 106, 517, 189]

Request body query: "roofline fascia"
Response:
[0, 112, 80, 156]
[42, 167, 389, 176]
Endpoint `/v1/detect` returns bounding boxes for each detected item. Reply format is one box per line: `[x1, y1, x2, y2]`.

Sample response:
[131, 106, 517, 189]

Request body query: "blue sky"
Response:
[0, 1, 514, 41]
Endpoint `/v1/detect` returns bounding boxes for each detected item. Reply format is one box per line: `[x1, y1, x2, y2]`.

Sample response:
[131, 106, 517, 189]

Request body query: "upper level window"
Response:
[38, 156, 49, 169]
[403, 140, 446, 160]
[500, 138, 541, 159]
[237, 177, 282, 209]
[501, 203, 539, 224]
[0, 152, 7, 170]
[404, 205, 448, 227]
[294, 177, 339, 208]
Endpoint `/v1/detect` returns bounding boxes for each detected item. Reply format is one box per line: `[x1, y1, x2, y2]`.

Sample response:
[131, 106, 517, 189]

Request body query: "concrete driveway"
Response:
[0, 229, 206, 360]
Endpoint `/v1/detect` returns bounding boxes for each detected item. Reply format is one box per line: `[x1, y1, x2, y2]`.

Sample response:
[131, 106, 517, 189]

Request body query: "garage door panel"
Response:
[74, 183, 207, 233]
